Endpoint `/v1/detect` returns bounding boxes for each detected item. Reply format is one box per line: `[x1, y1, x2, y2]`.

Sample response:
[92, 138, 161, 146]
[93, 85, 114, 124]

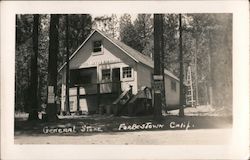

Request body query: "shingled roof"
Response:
[59, 29, 179, 81]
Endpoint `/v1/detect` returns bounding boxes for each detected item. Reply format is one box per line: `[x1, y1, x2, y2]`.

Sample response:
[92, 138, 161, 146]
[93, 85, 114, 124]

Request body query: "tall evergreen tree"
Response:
[134, 14, 153, 57]
[68, 14, 92, 53]
[65, 14, 70, 115]
[119, 14, 140, 51]
[162, 14, 179, 76]
[178, 14, 185, 117]
[153, 14, 164, 118]
[93, 14, 119, 38]
[28, 14, 39, 121]
[46, 14, 59, 121]
[38, 14, 50, 111]
[15, 14, 33, 112]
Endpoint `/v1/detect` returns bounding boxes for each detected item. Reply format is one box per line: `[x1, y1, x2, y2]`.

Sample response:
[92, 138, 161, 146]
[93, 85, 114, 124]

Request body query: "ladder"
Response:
[186, 65, 195, 107]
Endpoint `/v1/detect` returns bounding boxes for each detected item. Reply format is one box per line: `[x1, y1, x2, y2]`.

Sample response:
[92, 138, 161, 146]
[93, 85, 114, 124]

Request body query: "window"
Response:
[102, 69, 111, 81]
[93, 40, 102, 52]
[171, 80, 176, 91]
[122, 67, 132, 79]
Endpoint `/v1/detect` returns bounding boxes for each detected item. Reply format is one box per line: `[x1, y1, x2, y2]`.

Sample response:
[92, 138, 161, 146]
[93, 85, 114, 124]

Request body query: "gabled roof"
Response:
[58, 29, 179, 81]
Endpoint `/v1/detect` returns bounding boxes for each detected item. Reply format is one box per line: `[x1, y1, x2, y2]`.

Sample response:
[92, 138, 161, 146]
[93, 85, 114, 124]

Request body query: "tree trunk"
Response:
[46, 14, 59, 121]
[153, 14, 164, 119]
[65, 14, 71, 115]
[208, 30, 213, 106]
[178, 14, 185, 117]
[28, 14, 39, 121]
[194, 37, 199, 106]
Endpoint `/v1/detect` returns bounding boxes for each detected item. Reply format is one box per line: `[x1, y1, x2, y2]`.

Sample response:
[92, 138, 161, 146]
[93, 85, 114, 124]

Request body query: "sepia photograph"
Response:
[14, 13, 233, 144]
[1, 1, 249, 159]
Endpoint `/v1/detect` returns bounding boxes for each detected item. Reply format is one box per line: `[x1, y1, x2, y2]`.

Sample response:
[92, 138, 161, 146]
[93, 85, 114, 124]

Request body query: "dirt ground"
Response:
[15, 128, 232, 145]
[14, 106, 233, 145]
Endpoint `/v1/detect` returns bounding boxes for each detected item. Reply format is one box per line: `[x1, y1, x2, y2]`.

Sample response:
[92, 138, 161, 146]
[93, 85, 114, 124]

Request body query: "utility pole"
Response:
[65, 14, 71, 115]
[179, 14, 185, 117]
[153, 14, 164, 119]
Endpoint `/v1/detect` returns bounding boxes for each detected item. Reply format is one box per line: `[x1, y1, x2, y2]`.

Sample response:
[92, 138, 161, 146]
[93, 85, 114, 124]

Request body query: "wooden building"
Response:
[59, 29, 180, 115]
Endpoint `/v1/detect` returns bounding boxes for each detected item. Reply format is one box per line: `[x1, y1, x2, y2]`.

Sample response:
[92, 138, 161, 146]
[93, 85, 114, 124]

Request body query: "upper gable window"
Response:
[93, 40, 102, 53]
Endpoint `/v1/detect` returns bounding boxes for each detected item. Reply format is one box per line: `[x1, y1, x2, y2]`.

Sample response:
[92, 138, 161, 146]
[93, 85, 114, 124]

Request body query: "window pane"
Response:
[93, 40, 102, 52]
[102, 69, 111, 81]
[122, 67, 132, 78]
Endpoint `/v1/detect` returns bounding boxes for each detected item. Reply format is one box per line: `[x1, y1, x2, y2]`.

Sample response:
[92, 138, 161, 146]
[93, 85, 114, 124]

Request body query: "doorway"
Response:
[112, 68, 121, 93]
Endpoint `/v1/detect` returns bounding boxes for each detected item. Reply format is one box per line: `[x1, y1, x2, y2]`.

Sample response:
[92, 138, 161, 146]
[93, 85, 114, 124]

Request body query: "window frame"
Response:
[101, 68, 111, 82]
[122, 66, 133, 80]
[92, 40, 103, 55]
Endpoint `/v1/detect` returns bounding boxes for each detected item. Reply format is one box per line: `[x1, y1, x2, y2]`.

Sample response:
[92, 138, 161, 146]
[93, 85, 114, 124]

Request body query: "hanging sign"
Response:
[48, 86, 55, 103]
[48, 86, 54, 93]
[153, 81, 163, 93]
[153, 75, 163, 80]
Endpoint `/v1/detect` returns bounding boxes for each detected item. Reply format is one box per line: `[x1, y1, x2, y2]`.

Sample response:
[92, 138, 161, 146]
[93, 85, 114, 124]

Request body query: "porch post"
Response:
[97, 83, 100, 114]
[76, 85, 80, 115]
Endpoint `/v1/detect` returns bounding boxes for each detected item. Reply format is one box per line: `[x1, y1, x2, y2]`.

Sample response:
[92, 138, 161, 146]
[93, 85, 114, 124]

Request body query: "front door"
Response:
[112, 68, 121, 93]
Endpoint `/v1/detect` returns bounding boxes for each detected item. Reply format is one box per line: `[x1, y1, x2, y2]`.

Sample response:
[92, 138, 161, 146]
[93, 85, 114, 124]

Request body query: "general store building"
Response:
[59, 29, 180, 115]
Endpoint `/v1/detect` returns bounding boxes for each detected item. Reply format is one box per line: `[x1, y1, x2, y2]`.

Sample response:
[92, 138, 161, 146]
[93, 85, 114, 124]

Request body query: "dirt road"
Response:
[15, 128, 232, 145]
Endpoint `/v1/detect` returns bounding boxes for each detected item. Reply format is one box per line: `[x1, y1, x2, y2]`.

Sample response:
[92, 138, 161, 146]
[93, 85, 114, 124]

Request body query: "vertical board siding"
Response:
[60, 31, 180, 113]
[164, 75, 180, 105]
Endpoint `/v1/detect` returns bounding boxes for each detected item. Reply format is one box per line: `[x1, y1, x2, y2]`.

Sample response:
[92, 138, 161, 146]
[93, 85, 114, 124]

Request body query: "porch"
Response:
[66, 81, 122, 114]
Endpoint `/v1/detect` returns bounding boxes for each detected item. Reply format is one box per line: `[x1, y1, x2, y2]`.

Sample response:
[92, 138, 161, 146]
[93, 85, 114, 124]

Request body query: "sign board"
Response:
[154, 90, 161, 94]
[48, 94, 55, 103]
[153, 81, 164, 93]
[48, 86, 54, 93]
[153, 75, 163, 80]
[48, 86, 55, 103]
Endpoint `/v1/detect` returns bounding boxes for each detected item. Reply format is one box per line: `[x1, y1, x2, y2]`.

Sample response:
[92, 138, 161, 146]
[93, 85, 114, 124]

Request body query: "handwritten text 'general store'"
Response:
[43, 125, 103, 134]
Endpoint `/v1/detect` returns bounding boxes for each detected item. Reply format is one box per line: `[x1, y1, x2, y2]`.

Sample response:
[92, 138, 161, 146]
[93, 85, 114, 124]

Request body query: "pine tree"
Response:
[153, 14, 164, 118]
[93, 14, 119, 38]
[46, 14, 59, 121]
[178, 14, 185, 117]
[28, 14, 39, 121]
[119, 14, 140, 51]
[15, 14, 33, 113]
[134, 14, 153, 56]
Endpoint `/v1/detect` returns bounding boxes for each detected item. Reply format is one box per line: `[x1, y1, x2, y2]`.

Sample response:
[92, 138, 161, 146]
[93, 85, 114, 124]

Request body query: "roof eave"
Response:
[95, 29, 139, 63]
[58, 29, 97, 73]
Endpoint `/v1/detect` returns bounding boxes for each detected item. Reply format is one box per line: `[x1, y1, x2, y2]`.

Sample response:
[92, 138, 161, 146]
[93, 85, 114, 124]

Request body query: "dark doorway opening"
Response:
[112, 68, 121, 93]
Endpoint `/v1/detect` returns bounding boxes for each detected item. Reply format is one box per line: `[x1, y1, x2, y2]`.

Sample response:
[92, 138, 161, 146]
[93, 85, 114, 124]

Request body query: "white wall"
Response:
[137, 63, 180, 105]
[69, 32, 135, 70]
[164, 75, 180, 105]
[60, 31, 138, 112]
[70, 31, 138, 93]
[60, 31, 180, 112]
[137, 63, 152, 89]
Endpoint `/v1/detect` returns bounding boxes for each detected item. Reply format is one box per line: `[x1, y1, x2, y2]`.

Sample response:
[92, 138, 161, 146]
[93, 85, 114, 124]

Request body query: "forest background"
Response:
[15, 14, 232, 116]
